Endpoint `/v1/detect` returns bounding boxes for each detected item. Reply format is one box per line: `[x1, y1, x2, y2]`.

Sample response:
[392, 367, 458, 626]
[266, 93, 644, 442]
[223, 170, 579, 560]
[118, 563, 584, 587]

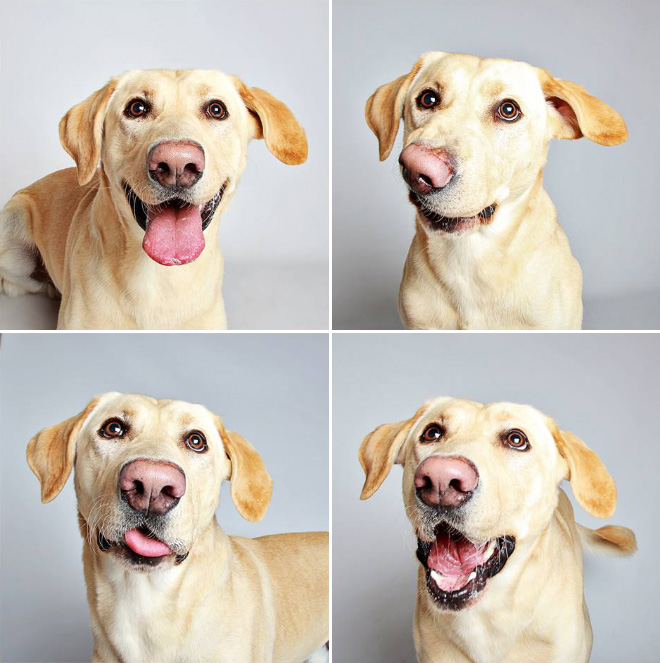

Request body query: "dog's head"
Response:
[359, 397, 616, 610]
[59, 69, 307, 266]
[366, 52, 627, 235]
[27, 393, 272, 572]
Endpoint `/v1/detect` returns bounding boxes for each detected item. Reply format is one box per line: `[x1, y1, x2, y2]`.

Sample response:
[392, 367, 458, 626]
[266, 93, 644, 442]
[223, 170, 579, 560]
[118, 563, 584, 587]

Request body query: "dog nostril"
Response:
[161, 484, 177, 499]
[134, 479, 144, 495]
[156, 162, 170, 174]
[448, 478, 463, 492]
[418, 475, 433, 492]
[418, 174, 433, 188]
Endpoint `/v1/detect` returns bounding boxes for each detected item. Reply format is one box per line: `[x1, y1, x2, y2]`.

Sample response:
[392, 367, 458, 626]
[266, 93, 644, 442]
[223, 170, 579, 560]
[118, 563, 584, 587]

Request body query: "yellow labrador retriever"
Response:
[359, 397, 635, 663]
[27, 393, 328, 663]
[366, 53, 628, 329]
[0, 70, 307, 329]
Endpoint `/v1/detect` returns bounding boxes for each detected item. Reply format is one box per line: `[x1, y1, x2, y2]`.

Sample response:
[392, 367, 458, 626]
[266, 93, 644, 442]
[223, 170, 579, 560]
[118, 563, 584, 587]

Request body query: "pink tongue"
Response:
[428, 529, 485, 592]
[142, 205, 205, 266]
[124, 528, 172, 557]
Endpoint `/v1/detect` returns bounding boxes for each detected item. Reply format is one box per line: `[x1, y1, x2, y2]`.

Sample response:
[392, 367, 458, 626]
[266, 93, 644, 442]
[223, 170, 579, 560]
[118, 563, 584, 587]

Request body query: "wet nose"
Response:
[119, 459, 186, 516]
[414, 456, 478, 509]
[399, 143, 454, 195]
[147, 140, 205, 190]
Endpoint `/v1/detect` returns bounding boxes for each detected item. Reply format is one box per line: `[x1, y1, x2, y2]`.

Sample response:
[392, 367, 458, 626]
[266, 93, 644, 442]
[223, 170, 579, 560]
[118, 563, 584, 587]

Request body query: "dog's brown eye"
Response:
[125, 99, 150, 119]
[421, 424, 444, 443]
[100, 419, 126, 438]
[205, 100, 228, 120]
[185, 431, 208, 453]
[497, 99, 521, 122]
[503, 429, 529, 451]
[416, 89, 440, 110]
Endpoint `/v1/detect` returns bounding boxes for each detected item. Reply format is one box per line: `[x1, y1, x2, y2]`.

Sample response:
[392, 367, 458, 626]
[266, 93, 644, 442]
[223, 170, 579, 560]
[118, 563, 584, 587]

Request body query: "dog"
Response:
[27, 393, 328, 662]
[366, 52, 628, 329]
[0, 69, 307, 329]
[359, 397, 635, 663]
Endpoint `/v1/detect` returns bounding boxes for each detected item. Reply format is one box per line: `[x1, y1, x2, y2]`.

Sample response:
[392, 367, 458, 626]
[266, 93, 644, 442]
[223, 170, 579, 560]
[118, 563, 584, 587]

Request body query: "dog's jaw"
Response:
[409, 191, 497, 235]
[416, 523, 516, 610]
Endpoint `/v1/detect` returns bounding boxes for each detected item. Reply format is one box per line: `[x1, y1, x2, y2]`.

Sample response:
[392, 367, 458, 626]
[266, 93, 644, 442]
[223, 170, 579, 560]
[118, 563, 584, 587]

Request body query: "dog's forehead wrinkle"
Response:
[417, 55, 540, 108]
[412, 400, 556, 454]
[117, 69, 233, 104]
[154, 400, 214, 431]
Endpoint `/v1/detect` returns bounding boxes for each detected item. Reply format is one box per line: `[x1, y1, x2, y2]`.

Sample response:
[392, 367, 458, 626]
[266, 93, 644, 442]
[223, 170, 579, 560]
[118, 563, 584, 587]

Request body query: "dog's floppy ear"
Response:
[359, 405, 427, 500]
[366, 56, 426, 161]
[538, 69, 628, 146]
[217, 417, 273, 522]
[552, 425, 617, 518]
[27, 397, 100, 503]
[234, 79, 308, 165]
[59, 77, 119, 186]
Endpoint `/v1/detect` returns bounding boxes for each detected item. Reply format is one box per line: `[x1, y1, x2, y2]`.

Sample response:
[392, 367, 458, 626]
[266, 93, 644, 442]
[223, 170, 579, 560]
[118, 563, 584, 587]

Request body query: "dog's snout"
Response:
[399, 143, 454, 195]
[414, 455, 478, 509]
[148, 140, 205, 190]
[119, 459, 186, 516]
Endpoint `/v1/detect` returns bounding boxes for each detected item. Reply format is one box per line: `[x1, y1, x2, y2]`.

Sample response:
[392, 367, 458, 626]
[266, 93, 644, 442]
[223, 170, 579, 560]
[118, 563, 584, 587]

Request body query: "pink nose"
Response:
[414, 456, 478, 509]
[119, 459, 186, 516]
[148, 140, 205, 190]
[399, 143, 454, 195]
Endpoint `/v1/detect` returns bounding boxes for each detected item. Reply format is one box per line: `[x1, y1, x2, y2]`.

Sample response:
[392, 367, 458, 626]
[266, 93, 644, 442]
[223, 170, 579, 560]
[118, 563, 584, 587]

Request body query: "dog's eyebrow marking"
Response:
[482, 80, 507, 98]
[196, 83, 213, 97]
[117, 409, 135, 424]
[425, 413, 449, 428]
[178, 414, 195, 428]
[134, 89, 154, 103]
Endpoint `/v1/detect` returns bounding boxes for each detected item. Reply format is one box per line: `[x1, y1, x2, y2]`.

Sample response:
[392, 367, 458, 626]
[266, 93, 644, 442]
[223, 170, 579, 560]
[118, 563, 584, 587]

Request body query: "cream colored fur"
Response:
[359, 397, 635, 663]
[0, 70, 307, 329]
[27, 393, 328, 662]
[366, 53, 628, 330]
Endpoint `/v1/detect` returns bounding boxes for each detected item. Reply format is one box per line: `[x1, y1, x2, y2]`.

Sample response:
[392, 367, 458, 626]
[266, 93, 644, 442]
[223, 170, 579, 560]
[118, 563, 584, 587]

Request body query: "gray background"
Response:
[0, 332, 329, 662]
[333, 332, 658, 663]
[332, 0, 660, 330]
[0, 0, 329, 330]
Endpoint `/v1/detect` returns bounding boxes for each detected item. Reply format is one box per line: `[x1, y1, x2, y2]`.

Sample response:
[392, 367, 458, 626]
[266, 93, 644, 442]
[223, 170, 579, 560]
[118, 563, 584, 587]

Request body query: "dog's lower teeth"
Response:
[468, 571, 476, 582]
[430, 570, 443, 585]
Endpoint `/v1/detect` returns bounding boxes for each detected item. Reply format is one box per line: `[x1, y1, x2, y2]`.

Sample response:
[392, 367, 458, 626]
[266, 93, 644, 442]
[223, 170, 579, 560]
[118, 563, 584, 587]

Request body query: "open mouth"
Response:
[416, 522, 515, 610]
[123, 181, 227, 266]
[97, 526, 189, 568]
[410, 191, 496, 234]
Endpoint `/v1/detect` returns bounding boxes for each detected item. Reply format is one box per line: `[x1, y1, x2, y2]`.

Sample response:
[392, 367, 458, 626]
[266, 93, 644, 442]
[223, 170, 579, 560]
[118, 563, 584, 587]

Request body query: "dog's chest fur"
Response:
[405, 229, 536, 329]
[86, 537, 279, 663]
[61, 237, 226, 329]
[98, 563, 190, 662]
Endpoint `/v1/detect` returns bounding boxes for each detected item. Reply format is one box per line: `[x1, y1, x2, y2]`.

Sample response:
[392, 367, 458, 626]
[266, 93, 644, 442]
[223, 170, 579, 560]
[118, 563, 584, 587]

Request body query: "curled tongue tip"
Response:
[124, 528, 172, 557]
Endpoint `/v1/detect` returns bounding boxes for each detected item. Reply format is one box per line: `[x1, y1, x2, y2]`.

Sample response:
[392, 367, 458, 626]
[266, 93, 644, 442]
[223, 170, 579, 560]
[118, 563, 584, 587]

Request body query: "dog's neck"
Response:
[66, 171, 228, 329]
[80, 514, 233, 661]
[416, 496, 587, 662]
